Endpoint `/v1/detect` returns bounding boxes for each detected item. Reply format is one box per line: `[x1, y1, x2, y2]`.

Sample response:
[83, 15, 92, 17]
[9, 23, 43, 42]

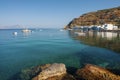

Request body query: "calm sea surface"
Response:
[0, 29, 120, 80]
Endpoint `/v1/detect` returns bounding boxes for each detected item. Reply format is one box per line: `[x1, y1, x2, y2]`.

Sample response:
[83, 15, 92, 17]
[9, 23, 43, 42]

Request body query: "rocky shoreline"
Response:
[10, 63, 120, 80]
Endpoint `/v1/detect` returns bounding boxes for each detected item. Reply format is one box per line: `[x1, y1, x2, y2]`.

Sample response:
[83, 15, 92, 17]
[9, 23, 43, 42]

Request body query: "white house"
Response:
[102, 24, 118, 30]
[113, 26, 118, 30]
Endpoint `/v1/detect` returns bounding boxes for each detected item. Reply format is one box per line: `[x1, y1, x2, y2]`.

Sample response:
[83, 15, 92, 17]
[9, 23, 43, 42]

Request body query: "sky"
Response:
[0, 0, 120, 29]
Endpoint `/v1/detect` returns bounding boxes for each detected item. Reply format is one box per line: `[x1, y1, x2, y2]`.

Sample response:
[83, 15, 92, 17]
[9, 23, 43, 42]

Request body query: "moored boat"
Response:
[13, 32, 18, 35]
[22, 28, 31, 33]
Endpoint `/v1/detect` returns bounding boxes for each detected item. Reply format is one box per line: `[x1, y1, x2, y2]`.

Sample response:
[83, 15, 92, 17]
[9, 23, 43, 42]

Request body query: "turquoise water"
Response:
[0, 29, 120, 80]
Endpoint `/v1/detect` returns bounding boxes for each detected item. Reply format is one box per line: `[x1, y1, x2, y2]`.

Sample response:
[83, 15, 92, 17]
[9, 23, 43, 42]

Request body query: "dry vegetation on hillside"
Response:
[65, 7, 120, 29]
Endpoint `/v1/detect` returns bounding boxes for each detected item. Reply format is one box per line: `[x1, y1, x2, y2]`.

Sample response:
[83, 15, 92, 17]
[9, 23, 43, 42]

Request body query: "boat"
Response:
[22, 28, 31, 33]
[74, 32, 86, 36]
[13, 32, 18, 35]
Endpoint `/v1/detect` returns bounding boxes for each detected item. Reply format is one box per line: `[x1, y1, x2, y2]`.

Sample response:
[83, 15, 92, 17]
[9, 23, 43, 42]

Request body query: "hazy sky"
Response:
[0, 0, 120, 28]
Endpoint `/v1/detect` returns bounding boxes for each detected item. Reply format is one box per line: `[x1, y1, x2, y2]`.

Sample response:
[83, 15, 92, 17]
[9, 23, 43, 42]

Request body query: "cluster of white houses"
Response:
[74, 23, 119, 31]
[100, 24, 118, 30]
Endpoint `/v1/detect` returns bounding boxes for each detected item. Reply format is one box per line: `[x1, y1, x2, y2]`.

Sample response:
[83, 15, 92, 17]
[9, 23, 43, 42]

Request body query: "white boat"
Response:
[13, 32, 18, 35]
[22, 28, 31, 33]
[74, 32, 86, 36]
[68, 29, 73, 30]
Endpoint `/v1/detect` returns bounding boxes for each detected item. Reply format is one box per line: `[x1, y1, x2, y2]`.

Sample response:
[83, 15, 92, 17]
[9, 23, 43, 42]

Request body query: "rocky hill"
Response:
[65, 6, 120, 29]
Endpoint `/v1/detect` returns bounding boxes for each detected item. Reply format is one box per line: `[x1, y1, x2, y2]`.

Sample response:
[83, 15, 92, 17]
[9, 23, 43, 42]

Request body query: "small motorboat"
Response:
[74, 32, 86, 36]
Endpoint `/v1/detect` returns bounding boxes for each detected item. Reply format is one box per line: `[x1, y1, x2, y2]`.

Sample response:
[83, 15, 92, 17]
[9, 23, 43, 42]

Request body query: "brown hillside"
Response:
[65, 6, 120, 29]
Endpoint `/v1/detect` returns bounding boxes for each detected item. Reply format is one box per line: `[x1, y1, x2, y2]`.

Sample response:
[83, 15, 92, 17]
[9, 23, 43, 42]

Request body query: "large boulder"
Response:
[32, 63, 68, 80]
[16, 63, 75, 80]
[76, 64, 120, 80]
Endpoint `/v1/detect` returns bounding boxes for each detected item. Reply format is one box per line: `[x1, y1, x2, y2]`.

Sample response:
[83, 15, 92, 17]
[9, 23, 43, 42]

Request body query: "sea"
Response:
[0, 28, 120, 80]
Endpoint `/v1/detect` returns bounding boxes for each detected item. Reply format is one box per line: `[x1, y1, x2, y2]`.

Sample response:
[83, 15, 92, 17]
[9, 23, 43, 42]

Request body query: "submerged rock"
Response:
[33, 73, 76, 80]
[17, 63, 75, 80]
[32, 63, 67, 80]
[18, 65, 43, 80]
[76, 64, 120, 80]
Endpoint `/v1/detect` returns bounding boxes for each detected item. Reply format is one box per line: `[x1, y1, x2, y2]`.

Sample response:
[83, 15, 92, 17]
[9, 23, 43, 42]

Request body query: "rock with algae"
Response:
[32, 63, 75, 80]
[17, 63, 75, 80]
[76, 64, 120, 80]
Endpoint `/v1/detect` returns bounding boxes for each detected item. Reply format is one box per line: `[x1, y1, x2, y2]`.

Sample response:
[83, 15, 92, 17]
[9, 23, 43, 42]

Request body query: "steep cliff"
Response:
[65, 6, 120, 29]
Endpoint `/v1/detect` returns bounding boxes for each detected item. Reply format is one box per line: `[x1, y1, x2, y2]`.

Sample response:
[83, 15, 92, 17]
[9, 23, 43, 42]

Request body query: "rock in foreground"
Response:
[32, 63, 73, 80]
[17, 63, 120, 80]
[76, 64, 120, 80]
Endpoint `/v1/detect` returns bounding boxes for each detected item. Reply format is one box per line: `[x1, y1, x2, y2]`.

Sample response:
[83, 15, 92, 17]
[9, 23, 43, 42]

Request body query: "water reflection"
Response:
[68, 30, 120, 72]
[68, 30, 120, 53]
[22, 32, 32, 37]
